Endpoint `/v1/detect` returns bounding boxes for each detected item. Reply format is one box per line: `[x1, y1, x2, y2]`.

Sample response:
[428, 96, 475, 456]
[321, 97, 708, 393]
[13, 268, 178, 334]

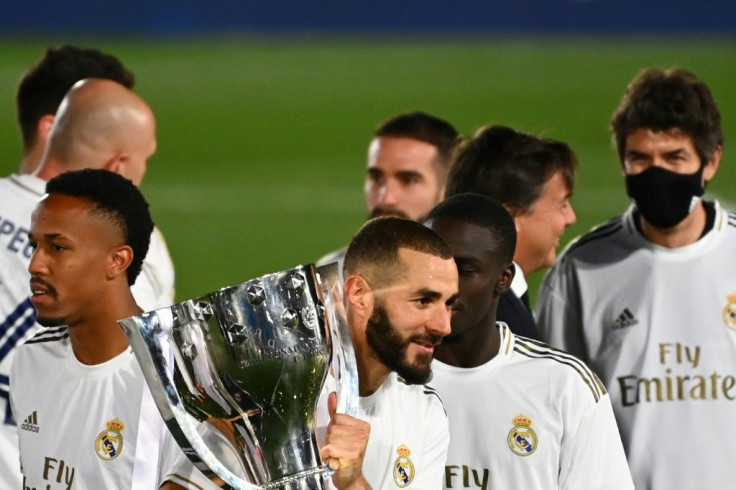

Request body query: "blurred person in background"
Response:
[445, 125, 578, 340]
[16, 44, 136, 176]
[318, 111, 460, 267]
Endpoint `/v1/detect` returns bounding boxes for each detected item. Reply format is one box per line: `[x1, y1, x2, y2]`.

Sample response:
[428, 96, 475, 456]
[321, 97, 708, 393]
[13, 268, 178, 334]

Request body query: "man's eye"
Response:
[367, 171, 383, 183]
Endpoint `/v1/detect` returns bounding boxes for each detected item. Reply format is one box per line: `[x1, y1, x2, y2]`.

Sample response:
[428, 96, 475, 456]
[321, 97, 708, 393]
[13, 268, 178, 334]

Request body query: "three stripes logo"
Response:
[613, 308, 639, 330]
[21, 411, 39, 433]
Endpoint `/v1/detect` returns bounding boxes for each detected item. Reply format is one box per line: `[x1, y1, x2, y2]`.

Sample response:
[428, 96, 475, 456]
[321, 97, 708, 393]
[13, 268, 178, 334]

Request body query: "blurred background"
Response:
[1, 1, 734, 304]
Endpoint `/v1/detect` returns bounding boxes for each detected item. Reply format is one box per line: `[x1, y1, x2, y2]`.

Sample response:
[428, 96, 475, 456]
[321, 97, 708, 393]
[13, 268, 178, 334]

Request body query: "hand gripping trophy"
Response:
[119, 263, 358, 489]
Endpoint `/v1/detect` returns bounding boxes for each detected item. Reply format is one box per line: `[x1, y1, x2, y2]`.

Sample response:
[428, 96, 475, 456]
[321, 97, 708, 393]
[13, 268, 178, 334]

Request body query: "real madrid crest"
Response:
[507, 414, 537, 456]
[393, 444, 415, 487]
[723, 293, 736, 331]
[95, 418, 125, 461]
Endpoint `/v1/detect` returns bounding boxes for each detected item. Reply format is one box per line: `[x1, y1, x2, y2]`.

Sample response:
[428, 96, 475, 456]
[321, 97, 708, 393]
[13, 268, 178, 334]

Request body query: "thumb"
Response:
[328, 391, 337, 421]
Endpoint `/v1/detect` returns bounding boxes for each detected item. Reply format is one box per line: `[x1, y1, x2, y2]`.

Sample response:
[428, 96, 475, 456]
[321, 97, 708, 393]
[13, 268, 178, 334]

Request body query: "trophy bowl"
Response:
[119, 263, 357, 489]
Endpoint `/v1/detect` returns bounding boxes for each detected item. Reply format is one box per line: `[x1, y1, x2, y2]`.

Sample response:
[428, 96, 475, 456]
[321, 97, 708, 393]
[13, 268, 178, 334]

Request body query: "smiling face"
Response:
[27, 193, 124, 327]
[429, 218, 513, 339]
[365, 248, 458, 383]
[364, 136, 442, 222]
[513, 171, 576, 277]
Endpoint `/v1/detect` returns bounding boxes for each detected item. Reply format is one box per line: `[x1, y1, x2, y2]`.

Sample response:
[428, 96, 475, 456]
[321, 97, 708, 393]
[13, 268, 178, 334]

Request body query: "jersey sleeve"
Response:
[558, 391, 633, 490]
[157, 428, 223, 490]
[132, 227, 176, 312]
[535, 256, 588, 361]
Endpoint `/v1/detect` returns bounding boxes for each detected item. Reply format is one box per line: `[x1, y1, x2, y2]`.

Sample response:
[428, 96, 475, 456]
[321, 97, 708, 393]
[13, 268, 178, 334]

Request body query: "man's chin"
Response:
[396, 358, 433, 385]
[36, 315, 67, 328]
[368, 209, 411, 220]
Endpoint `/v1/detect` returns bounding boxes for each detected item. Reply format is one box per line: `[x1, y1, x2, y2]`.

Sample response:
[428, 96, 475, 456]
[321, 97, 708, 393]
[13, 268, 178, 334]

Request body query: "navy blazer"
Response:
[497, 289, 541, 341]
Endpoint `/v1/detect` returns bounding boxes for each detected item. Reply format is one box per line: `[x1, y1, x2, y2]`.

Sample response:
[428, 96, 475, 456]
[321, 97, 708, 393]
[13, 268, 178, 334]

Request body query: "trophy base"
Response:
[261, 465, 330, 490]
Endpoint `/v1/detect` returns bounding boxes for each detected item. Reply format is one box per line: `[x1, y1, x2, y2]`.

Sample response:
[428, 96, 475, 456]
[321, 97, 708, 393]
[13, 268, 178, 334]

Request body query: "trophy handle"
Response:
[315, 262, 359, 419]
[121, 310, 261, 490]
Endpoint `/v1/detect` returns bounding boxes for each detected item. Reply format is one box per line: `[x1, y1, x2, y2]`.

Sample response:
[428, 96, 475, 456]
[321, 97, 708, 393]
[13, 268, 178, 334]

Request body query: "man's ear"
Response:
[103, 151, 129, 175]
[703, 145, 722, 184]
[107, 245, 134, 281]
[495, 262, 516, 295]
[344, 274, 374, 318]
[37, 114, 56, 144]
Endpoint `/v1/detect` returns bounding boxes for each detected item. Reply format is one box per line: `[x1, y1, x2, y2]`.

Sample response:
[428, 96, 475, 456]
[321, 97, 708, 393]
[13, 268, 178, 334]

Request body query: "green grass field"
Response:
[1, 36, 734, 304]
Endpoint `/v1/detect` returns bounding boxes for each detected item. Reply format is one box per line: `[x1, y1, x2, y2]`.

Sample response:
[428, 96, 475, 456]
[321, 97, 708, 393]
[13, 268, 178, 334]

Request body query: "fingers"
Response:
[319, 412, 370, 476]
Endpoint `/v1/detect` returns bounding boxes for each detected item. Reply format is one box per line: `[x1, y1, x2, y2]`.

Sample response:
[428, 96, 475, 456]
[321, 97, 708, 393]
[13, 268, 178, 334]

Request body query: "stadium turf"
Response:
[1, 36, 734, 304]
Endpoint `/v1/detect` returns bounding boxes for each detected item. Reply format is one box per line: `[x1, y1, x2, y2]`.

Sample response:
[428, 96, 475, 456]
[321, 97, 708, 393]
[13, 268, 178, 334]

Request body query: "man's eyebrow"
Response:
[663, 148, 687, 157]
[395, 170, 424, 179]
[27, 232, 63, 240]
[625, 149, 649, 158]
[454, 255, 481, 266]
[413, 288, 442, 300]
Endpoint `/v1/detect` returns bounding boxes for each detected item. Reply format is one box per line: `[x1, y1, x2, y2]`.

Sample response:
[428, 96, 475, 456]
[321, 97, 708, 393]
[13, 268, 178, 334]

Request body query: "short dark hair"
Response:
[446, 125, 577, 213]
[611, 68, 723, 166]
[45, 169, 152, 285]
[17, 45, 135, 150]
[344, 216, 452, 286]
[374, 111, 460, 172]
[427, 193, 516, 264]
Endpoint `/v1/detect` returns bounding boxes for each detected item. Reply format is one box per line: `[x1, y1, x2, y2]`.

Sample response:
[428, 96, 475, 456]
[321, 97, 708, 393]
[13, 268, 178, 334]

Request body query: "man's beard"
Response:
[368, 207, 411, 220]
[365, 302, 441, 384]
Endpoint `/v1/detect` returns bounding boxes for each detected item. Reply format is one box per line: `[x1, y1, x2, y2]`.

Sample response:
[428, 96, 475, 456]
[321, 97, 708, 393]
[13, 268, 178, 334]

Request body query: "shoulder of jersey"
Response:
[397, 376, 446, 412]
[726, 209, 736, 231]
[559, 215, 627, 259]
[513, 335, 607, 404]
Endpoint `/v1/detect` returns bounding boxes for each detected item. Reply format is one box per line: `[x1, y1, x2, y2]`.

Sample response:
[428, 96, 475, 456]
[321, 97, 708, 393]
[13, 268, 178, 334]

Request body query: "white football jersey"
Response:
[431, 323, 633, 490]
[347, 372, 449, 489]
[10, 328, 166, 489]
[537, 201, 736, 489]
[163, 372, 450, 489]
[0, 173, 175, 489]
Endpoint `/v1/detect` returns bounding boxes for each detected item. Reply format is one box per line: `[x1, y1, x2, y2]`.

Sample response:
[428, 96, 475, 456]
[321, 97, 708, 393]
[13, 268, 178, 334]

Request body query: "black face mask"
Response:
[625, 166, 705, 229]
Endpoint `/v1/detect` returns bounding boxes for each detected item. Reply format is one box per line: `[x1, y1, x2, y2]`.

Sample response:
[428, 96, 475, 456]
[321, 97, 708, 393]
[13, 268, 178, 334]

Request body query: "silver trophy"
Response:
[119, 263, 358, 489]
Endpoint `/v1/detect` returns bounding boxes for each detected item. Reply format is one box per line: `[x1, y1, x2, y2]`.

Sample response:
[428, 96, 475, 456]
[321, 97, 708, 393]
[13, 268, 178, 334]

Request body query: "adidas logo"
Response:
[613, 308, 639, 330]
[20, 411, 39, 433]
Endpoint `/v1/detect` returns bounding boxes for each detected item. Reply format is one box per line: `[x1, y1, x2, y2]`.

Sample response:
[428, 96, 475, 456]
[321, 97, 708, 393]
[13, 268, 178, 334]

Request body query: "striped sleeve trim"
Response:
[398, 376, 446, 408]
[514, 337, 607, 403]
[727, 211, 736, 228]
[162, 474, 206, 490]
[24, 326, 69, 345]
[498, 323, 514, 355]
[422, 384, 447, 416]
[565, 218, 623, 255]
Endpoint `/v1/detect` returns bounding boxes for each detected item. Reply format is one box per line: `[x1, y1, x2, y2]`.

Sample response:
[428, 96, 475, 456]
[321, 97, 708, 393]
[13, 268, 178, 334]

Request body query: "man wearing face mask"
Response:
[536, 68, 734, 489]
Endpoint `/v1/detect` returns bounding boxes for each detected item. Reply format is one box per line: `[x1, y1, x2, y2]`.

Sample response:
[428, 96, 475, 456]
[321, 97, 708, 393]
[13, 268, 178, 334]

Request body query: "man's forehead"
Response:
[369, 137, 438, 167]
[33, 193, 95, 218]
[397, 248, 456, 282]
[31, 193, 113, 238]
